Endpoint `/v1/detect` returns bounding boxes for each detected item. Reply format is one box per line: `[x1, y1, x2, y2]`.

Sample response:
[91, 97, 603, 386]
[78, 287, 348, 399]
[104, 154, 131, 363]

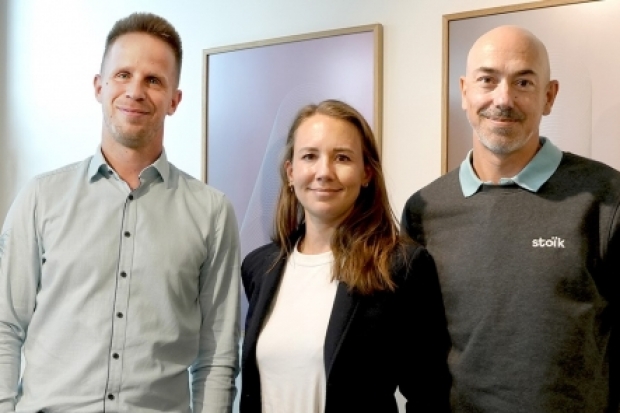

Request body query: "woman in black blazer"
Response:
[240, 100, 450, 413]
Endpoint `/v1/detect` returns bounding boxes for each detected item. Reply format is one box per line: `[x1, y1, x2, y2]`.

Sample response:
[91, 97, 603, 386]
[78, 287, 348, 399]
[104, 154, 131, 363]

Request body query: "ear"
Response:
[363, 166, 373, 187]
[460, 76, 468, 111]
[285, 160, 293, 184]
[167, 89, 183, 116]
[542, 80, 559, 116]
[94, 74, 103, 103]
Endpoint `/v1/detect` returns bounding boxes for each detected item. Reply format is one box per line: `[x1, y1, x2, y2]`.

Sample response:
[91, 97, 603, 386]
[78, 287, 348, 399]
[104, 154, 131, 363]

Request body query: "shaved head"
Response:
[467, 25, 552, 83]
[460, 25, 559, 176]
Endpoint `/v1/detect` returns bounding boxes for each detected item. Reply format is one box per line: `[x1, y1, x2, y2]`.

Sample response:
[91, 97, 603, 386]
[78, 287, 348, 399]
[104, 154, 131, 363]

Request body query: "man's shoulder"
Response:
[423, 168, 461, 191]
[168, 163, 228, 201]
[555, 152, 620, 193]
[405, 168, 461, 207]
[15, 158, 91, 198]
[560, 152, 620, 178]
[33, 158, 90, 183]
[4, 158, 91, 223]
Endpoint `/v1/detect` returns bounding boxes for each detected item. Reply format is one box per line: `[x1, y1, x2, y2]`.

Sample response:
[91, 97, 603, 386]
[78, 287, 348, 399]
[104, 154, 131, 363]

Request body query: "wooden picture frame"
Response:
[202, 25, 382, 257]
[441, 0, 620, 174]
[202, 25, 383, 319]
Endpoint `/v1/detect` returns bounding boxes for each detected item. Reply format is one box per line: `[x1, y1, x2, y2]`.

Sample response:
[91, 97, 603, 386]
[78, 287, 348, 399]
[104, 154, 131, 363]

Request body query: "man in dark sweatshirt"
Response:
[402, 25, 619, 413]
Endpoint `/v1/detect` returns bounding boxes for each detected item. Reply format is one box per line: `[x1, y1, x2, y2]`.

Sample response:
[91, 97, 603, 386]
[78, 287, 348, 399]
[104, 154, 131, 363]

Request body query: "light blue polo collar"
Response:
[459, 137, 563, 197]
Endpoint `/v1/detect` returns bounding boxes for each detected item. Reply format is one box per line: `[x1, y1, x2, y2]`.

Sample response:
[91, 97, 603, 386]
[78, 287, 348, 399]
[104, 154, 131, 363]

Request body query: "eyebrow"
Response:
[474, 67, 538, 77]
[297, 147, 356, 153]
[113, 66, 169, 79]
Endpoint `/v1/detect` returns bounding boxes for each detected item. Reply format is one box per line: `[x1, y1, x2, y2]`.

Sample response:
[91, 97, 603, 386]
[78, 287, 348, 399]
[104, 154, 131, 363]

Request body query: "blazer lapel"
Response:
[324, 282, 359, 378]
[242, 254, 286, 364]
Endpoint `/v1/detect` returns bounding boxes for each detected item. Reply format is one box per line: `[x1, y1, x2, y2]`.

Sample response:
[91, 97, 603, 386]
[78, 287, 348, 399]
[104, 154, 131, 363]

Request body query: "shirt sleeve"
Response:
[0, 180, 41, 413]
[190, 197, 241, 413]
[400, 192, 426, 246]
[608, 201, 620, 413]
[397, 245, 451, 413]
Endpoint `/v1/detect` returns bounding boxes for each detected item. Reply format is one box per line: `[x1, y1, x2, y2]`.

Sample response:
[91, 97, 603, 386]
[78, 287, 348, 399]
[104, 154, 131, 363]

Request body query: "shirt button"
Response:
[108, 394, 115, 400]
[128, 194, 134, 201]
[116, 312, 123, 318]
[112, 353, 120, 359]
[124, 231, 131, 237]
[120, 271, 127, 278]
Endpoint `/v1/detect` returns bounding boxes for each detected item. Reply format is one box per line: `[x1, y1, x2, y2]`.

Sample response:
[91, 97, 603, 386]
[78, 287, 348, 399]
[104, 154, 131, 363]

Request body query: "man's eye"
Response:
[147, 78, 161, 85]
[516, 79, 532, 87]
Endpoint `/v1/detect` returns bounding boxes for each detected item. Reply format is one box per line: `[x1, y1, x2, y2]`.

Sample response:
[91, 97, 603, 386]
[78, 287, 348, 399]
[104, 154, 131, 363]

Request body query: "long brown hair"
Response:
[272, 99, 401, 294]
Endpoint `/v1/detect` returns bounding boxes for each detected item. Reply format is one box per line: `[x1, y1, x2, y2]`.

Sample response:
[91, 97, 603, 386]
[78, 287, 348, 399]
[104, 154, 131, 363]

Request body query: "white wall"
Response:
[2, 0, 538, 410]
[1, 0, 539, 222]
[1, 0, 11, 214]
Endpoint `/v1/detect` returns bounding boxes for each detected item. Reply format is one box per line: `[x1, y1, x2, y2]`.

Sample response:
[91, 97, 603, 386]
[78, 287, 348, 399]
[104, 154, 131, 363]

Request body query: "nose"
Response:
[125, 78, 146, 101]
[315, 156, 334, 181]
[492, 80, 515, 108]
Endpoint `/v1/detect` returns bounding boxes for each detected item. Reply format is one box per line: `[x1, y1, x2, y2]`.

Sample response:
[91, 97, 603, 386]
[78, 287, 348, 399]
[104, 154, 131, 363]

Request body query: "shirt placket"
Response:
[104, 192, 137, 411]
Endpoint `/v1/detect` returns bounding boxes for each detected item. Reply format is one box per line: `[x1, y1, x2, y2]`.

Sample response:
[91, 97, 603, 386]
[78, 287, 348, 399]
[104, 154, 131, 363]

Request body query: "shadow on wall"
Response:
[0, 0, 16, 224]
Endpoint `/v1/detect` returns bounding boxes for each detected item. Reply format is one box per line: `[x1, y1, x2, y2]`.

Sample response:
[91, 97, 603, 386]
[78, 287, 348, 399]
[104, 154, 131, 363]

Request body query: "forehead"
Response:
[103, 32, 176, 73]
[467, 35, 546, 77]
[294, 114, 362, 148]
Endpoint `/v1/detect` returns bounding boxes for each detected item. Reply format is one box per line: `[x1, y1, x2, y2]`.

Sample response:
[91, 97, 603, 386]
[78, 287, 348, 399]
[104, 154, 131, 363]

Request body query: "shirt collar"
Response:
[88, 146, 171, 185]
[459, 137, 563, 197]
[88, 147, 110, 180]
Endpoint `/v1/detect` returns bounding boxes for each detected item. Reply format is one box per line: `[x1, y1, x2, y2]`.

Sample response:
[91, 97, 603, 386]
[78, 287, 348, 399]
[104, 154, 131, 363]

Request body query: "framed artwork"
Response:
[442, 0, 620, 173]
[202, 25, 382, 317]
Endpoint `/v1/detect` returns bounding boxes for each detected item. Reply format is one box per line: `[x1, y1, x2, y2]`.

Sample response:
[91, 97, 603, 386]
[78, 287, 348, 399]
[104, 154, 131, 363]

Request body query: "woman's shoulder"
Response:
[393, 239, 431, 265]
[242, 242, 280, 271]
[241, 242, 282, 294]
[390, 240, 436, 283]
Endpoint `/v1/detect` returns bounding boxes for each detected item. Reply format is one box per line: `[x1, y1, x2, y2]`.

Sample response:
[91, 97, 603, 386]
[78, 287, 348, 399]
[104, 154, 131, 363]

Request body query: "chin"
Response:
[477, 131, 532, 155]
[113, 134, 148, 149]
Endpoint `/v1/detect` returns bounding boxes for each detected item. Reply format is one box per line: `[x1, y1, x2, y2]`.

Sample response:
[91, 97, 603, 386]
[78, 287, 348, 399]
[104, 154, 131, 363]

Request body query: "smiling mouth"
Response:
[119, 108, 149, 115]
[488, 117, 518, 123]
[311, 188, 341, 193]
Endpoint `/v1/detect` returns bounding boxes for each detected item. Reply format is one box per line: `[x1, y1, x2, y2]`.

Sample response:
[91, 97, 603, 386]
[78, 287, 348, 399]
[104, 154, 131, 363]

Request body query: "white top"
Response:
[256, 246, 338, 413]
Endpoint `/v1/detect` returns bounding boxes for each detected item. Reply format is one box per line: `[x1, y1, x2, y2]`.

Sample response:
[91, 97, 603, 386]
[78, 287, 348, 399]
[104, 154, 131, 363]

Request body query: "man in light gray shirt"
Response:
[0, 12, 241, 413]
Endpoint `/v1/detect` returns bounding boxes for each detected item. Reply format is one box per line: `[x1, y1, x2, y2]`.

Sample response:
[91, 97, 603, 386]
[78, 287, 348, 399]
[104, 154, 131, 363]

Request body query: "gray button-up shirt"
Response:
[0, 148, 241, 413]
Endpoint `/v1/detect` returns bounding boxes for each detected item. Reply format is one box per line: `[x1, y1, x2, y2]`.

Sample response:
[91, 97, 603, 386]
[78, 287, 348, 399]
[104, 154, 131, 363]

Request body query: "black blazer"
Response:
[240, 242, 451, 413]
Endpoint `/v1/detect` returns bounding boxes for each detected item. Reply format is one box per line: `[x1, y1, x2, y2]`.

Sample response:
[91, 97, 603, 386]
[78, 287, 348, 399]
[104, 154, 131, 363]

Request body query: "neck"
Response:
[472, 137, 541, 184]
[101, 138, 162, 190]
[299, 219, 336, 254]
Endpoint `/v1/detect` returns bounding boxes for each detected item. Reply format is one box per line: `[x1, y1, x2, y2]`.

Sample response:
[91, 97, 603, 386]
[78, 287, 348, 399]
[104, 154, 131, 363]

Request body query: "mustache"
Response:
[479, 108, 524, 121]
